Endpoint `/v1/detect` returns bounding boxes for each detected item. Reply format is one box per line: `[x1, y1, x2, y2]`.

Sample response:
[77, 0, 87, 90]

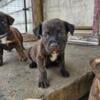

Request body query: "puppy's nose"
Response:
[50, 43, 59, 51]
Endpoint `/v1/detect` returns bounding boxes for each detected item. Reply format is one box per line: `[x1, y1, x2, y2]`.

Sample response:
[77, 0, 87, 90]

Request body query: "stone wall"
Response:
[43, 0, 94, 26]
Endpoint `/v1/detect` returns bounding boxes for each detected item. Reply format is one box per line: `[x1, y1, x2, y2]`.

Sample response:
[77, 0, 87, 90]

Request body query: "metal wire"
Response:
[0, 0, 15, 8]
[0, 0, 33, 33]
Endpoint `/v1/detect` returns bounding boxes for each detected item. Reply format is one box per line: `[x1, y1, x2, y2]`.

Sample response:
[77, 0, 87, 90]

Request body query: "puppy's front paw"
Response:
[60, 68, 70, 77]
[29, 62, 37, 68]
[38, 79, 49, 88]
[38, 71, 49, 88]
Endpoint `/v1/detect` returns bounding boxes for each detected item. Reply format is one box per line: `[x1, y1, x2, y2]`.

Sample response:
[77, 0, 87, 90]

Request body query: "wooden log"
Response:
[75, 26, 92, 30]
[31, 0, 43, 27]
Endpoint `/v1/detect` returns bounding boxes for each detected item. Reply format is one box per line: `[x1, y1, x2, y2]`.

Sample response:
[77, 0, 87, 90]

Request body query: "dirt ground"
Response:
[0, 42, 99, 100]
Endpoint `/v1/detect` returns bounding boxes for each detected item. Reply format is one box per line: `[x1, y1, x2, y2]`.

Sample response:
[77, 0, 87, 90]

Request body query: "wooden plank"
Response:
[75, 26, 92, 30]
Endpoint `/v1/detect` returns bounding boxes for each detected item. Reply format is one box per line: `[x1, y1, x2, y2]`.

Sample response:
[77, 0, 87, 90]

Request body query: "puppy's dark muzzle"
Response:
[49, 43, 60, 53]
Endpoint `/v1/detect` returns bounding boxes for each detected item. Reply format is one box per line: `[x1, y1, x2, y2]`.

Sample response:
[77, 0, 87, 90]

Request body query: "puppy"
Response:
[89, 57, 100, 100]
[28, 18, 75, 88]
[0, 12, 27, 65]
[0, 12, 14, 38]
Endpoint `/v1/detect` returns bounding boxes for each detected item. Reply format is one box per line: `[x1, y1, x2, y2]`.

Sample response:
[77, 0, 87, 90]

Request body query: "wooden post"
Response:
[31, 0, 43, 27]
[93, 0, 100, 45]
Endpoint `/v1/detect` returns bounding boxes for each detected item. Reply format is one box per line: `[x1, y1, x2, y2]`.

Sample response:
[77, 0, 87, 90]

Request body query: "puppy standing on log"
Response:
[28, 19, 75, 88]
[0, 12, 27, 65]
[89, 57, 100, 100]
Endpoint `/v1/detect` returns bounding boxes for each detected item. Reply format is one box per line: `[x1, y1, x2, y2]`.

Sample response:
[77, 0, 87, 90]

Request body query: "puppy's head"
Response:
[33, 18, 75, 55]
[0, 12, 14, 37]
[90, 58, 100, 79]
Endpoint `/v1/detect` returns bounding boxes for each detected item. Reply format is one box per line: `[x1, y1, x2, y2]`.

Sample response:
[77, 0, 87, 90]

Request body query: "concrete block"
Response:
[0, 43, 98, 100]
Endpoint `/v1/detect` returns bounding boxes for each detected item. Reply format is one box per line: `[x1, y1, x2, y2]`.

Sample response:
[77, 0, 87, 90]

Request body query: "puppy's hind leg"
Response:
[28, 49, 37, 68]
[28, 47, 37, 68]
[15, 45, 27, 61]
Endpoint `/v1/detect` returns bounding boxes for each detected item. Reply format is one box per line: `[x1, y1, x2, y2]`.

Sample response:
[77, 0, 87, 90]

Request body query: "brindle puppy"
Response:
[0, 12, 14, 38]
[28, 18, 75, 88]
[0, 12, 27, 65]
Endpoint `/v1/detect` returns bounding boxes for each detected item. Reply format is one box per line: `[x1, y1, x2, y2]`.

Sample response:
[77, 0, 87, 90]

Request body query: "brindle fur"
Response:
[28, 18, 75, 88]
[0, 12, 27, 65]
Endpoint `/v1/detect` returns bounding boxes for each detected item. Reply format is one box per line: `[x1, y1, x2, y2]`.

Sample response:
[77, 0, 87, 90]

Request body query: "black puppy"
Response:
[28, 18, 75, 88]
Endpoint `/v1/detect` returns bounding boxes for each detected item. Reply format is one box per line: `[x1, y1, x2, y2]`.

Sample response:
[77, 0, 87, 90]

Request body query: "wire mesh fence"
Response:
[0, 0, 33, 33]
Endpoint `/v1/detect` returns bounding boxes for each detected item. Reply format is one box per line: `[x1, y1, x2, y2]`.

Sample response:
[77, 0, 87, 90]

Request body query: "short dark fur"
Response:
[28, 18, 75, 88]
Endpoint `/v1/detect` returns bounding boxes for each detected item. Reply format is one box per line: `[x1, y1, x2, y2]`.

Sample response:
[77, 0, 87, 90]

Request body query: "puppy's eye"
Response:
[1, 20, 7, 25]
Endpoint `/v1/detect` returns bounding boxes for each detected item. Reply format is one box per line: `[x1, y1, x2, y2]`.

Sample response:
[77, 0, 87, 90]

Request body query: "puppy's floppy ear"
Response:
[6, 14, 14, 25]
[64, 21, 75, 36]
[33, 23, 42, 38]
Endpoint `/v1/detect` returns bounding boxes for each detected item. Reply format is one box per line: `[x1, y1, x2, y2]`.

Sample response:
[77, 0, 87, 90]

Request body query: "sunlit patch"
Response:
[50, 51, 58, 61]
[25, 98, 41, 100]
